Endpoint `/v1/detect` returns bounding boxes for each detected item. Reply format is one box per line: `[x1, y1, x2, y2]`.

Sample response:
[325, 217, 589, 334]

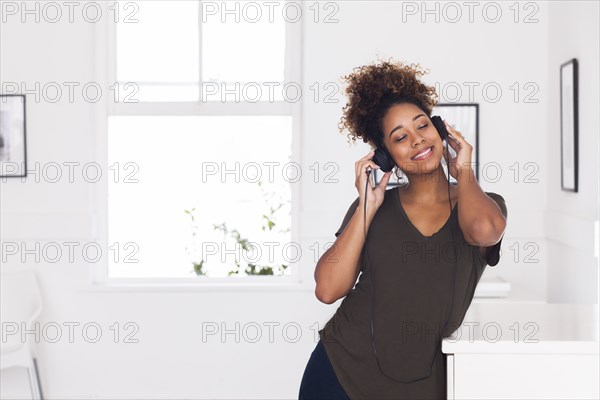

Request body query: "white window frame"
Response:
[88, 1, 307, 292]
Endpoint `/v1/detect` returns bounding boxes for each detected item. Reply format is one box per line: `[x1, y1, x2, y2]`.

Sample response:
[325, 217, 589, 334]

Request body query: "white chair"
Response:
[0, 269, 44, 400]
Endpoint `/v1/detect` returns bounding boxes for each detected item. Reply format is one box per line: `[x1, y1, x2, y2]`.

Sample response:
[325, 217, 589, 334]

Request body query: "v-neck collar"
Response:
[393, 186, 458, 240]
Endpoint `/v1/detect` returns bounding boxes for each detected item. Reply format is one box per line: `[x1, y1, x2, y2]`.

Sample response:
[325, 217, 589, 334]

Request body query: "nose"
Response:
[412, 133, 425, 147]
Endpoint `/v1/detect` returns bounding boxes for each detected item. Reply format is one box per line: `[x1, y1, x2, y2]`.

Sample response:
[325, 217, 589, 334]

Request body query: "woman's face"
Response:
[380, 102, 444, 175]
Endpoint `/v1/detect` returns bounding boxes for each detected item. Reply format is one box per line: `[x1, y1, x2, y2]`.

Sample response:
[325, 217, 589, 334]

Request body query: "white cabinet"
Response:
[443, 302, 599, 399]
[447, 352, 598, 399]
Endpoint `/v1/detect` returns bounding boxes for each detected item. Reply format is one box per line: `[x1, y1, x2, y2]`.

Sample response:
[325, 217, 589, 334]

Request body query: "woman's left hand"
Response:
[442, 120, 474, 181]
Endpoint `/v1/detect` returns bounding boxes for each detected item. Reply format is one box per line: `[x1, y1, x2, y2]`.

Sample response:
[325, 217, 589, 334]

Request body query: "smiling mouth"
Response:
[411, 146, 433, 160]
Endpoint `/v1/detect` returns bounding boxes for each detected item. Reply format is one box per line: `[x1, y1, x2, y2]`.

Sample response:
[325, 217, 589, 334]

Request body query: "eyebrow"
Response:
[388, 113, 427, 138]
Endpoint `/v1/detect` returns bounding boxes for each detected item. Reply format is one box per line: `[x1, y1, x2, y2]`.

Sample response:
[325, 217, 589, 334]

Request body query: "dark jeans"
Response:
[299, 340, 351, 400]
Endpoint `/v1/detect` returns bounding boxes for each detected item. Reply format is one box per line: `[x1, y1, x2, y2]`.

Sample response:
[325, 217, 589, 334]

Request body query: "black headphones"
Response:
[372, 115, 449, 172]
[363, 115, 459, 382]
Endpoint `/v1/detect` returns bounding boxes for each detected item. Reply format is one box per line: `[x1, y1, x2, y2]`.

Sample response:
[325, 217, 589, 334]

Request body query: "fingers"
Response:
[356, 149, 375, 179]
[445, 135, 460, 153]
[442, 122, 463, 155]
[355, 150, 380, 179]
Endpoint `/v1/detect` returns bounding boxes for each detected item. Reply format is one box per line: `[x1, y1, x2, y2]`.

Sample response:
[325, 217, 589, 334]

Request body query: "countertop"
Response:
[442, 302, 599, 354]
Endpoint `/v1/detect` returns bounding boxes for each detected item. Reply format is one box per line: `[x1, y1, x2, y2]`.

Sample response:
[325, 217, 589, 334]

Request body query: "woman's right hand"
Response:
[355, 149, 393, 215]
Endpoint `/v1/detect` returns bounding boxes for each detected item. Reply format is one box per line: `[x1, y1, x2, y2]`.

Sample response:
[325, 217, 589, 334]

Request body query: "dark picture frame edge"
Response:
[0, 94, 28, 178]
[560, 58, 578, 192]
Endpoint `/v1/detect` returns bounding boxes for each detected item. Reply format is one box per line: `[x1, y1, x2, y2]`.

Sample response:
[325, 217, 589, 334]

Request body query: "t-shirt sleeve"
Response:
[334, 196, 360, 238]
[481, 192, 508, 266]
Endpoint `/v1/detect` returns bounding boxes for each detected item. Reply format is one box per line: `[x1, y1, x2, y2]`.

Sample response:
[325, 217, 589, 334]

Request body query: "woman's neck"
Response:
[399, 167, 456, 205]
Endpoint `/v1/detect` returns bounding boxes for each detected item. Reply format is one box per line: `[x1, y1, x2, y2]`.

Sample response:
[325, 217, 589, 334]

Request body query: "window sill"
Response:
[78, 279, 315, 293]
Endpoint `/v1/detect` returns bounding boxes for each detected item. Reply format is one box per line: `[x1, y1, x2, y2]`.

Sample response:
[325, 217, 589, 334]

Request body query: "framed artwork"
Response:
[560, 58, 578, 192]
[374, 103, 479, 186]
[0, 94, 27, 178]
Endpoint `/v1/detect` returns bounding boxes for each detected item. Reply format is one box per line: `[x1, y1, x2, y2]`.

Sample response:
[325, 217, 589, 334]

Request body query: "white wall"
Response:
[1, 1, 598, 399]
[545, 1, 600, 303]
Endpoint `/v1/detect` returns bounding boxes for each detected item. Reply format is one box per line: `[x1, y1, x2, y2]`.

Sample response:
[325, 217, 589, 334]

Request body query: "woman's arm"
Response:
[456, 167, 507, 247]
[314, 204, 375, 304]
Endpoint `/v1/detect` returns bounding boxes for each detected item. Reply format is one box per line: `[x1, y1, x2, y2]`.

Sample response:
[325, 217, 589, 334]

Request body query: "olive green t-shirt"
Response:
[318, 186, 507, 400]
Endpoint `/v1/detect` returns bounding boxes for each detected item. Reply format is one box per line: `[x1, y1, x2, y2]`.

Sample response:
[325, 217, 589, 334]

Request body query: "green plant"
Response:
[184, 178, 291, 276]
[257, 179, 290, 234]
[184, 207, 207, 276]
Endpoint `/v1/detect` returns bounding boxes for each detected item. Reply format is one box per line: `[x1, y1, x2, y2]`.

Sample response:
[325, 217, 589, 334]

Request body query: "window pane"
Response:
[107, 116, 292, 278]
[202, 1, 285, 83]
[116, 1, 199, 83]
[112, 83, 199, 103]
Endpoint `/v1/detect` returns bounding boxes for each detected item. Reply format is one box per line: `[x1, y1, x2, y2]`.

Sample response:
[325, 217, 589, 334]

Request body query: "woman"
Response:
[298, 60, 508, 399]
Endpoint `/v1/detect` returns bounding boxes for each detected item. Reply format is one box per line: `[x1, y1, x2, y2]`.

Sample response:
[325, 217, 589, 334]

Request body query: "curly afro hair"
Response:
[337, 59, 439, 150]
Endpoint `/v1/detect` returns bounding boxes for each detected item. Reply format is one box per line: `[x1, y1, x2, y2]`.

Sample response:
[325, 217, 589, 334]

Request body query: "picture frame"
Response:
[374, 103, 479, 187]
[0, 94, 27, 178]
[560, 58, 578, 192]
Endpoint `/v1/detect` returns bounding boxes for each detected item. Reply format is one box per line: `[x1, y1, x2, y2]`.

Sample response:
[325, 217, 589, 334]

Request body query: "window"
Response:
[97, 1, 301, 284]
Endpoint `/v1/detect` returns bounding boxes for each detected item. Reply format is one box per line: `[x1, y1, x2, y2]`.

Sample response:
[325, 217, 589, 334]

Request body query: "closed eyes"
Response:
[394, 124, 428, 142]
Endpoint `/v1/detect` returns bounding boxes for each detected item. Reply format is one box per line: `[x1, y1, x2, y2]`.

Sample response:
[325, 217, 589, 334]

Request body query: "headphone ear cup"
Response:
[431, 115, 449, 141]
[372, 148, 395, 172]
